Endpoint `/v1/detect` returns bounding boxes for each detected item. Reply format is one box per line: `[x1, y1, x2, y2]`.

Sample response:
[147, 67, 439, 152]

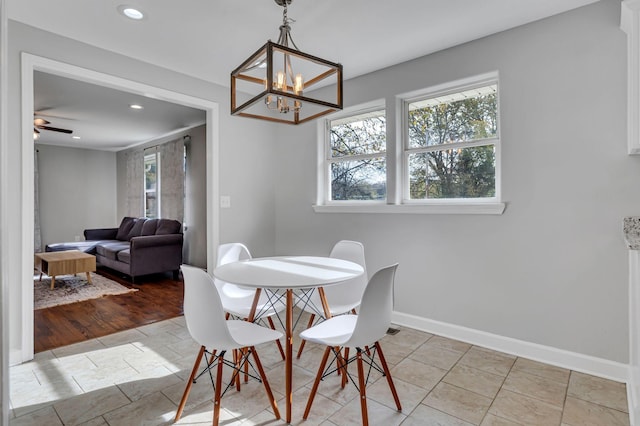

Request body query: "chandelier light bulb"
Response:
[294, 74, 304, 95]
[276, 71, 286, 90]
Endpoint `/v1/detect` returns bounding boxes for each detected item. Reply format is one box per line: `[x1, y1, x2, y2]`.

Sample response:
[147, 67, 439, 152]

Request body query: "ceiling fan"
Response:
[33, 117, 73, 140]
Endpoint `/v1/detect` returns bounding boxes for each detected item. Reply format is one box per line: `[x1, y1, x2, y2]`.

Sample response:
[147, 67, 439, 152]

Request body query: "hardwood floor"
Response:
[34, 267, 184, 353]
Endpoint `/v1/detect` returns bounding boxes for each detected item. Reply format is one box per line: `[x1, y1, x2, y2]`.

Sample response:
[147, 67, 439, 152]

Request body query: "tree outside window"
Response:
[317, 74, 502, 212]
[406, 84, 498, 200]
[329, 110, 386, 201]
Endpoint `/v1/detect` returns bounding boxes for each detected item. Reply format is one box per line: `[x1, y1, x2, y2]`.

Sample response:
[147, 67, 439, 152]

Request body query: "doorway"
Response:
[18, 53, 220, 363]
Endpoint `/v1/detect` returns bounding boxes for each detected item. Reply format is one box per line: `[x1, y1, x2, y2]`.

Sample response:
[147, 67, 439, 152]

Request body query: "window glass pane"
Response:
[144, 152, 158, 218]
[145, 193, 157, 218]
[408, 146, 495, 199]
[408, 85, 497, 148]
[331, 158, 386, 200]
[144, 154, 157, 191]
[330, 110, 386, 158]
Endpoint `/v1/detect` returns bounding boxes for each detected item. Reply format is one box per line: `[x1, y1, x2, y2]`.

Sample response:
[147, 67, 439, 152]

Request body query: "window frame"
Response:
[314, 72, 505, 215]
[317, 99, 387, 206]
[144, 148, 161, 219]
[401, 74, 501, 205]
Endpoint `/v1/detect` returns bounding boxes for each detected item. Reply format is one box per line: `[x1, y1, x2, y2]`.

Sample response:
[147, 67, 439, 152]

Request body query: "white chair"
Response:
[300, 264, 402, 426]
[175, 264, 282, 425]
[296, 240, 368, 358]
[216, 243, 286, 360]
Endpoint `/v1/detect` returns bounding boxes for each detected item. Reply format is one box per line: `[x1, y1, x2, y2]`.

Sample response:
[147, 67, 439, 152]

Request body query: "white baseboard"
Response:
[391, 310, 629, 383]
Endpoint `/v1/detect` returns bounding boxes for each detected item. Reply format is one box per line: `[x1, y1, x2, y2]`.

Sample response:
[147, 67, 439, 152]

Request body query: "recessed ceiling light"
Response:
[72, 136, 81, 140]
[118, 5, 145, 20]
[130, 104, 144, 110]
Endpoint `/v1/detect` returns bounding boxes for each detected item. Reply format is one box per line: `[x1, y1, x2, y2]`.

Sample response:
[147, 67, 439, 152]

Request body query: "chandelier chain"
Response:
[278, 2, 299, 51]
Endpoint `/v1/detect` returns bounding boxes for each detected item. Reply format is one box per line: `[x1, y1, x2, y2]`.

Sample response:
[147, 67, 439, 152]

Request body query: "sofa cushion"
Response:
[115, 217, 136, 241]
[140, 219, 159, 236]
[126, 218, 147, 241]
[46, 241, 97, 253]
[156, 219, 181, 235]
[117, 249, 131, 264]
[46, 240, 119, 254]
[96, 241, 130, 260]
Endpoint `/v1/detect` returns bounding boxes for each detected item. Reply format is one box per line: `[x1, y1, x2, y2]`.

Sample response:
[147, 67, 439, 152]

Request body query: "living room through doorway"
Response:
[27, 62, 214, 356]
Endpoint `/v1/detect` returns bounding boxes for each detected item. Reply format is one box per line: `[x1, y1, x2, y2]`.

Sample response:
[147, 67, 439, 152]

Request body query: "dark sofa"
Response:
[46, 217, 183, 281]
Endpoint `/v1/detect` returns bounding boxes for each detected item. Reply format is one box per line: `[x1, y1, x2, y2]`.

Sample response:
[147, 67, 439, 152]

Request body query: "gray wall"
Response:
[274, 1, 640, 363]
[184, 125, 207, 268]
[36, 145, 117, 248]
[6, 21, 278, 362]
[36, 126, 208, 266]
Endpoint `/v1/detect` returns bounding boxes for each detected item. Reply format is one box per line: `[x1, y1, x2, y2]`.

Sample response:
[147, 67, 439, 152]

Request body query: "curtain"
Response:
[125, 138, 184, 220]
[159, 138, 185, 221]
[125, 150, 144, 217]
[34, 149, 42, 253]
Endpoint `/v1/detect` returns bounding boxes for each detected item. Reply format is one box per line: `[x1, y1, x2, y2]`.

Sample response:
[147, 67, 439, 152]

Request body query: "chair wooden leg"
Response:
[207, 349, 218, 369]
[233, 349, 241, 391]
[213, 351, 225, 426]
[303, 346, 332, 420]
[356, 349, 369, 426]
[296, 313, 315, 359]
[268, 316, 286, 360]
[334, 345, 348, 383]
[175, 345, 205, 422]
[342, 347, 349, 388]
[243, 347, 250, 383]
[250, 346, 281, 420]
[375, 342, 402, 411]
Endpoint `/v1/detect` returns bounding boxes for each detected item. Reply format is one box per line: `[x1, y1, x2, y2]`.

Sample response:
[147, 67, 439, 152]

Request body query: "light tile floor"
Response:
[10, 314, 630, 425]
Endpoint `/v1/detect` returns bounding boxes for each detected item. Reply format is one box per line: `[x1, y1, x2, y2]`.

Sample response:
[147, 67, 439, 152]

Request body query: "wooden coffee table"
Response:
[35, 250, 97, 289]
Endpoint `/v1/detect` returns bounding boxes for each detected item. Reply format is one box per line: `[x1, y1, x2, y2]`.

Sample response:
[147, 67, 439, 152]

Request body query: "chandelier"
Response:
[231, 0, 343, 125]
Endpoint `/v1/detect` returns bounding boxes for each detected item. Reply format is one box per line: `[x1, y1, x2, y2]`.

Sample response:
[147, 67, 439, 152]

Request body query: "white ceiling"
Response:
[34, 71, 206, 151]
[9, 0, 600, 151]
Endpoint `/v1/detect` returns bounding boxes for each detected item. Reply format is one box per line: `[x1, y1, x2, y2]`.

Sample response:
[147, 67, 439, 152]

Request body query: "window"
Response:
[315, 72, 503, 214]
[144, 149, 160, 218]
[404, 82, 499, 202]
[326, 107, 386, 201]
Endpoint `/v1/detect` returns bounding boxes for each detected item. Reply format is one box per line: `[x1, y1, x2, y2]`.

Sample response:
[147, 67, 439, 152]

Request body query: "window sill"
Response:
[312, 202, 506, 215]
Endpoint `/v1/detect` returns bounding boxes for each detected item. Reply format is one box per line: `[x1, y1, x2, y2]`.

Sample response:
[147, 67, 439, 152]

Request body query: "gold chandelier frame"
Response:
[230, 0, 343, 125]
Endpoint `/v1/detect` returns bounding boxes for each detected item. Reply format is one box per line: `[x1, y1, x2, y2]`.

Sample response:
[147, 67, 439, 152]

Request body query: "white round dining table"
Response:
[213, 255, 364, 423]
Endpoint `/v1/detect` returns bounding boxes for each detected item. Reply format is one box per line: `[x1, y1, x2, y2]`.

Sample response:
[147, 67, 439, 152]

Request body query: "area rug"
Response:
[34, 272, 138, 310]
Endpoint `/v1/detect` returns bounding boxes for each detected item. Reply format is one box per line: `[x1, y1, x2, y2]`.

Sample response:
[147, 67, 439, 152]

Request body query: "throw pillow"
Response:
[126, 218, 147, 241]
[141, 219, 159, 236]
[115, 217, 136, 241]
[156, 219, 181, 235]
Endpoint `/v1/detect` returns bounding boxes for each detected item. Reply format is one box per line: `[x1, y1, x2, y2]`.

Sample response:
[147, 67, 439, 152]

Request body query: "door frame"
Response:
[18, 53, 220, 363]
